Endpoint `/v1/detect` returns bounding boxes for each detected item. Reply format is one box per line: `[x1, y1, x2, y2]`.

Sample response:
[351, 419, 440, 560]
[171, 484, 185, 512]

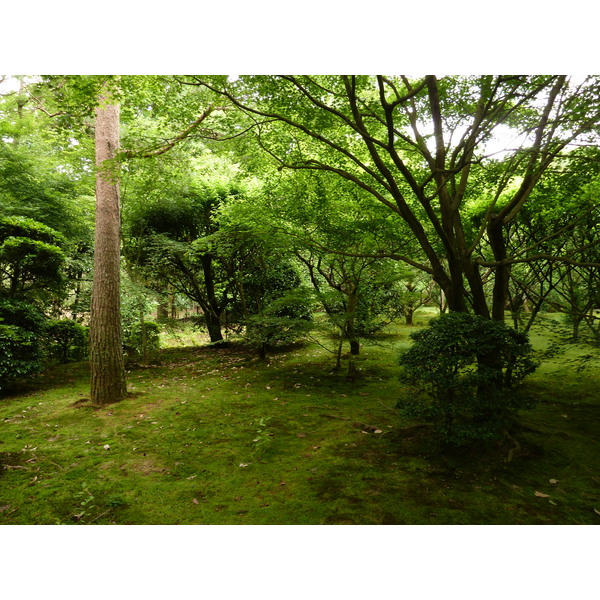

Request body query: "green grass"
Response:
[1, 314, 599, 525]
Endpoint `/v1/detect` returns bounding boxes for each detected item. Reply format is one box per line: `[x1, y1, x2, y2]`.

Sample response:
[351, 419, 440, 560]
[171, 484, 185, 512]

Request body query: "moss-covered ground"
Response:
[1, 313, 598, 525]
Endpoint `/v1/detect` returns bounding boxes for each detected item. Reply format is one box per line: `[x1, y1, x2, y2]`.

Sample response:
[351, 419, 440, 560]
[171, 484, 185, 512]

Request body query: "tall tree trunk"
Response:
[89, 92, 127, 405]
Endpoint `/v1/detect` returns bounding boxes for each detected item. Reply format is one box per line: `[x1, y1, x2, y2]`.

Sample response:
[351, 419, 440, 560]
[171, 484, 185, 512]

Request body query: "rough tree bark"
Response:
[89, 92, 127, 405]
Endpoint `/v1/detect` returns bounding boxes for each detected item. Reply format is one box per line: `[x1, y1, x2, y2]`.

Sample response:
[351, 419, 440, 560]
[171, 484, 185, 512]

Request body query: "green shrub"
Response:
[0, 325, 44, 390]
[244, 291, 313, 359]
[123, 321, 161, 359]
[45, 319, 88, 363]
[0, 298, 46, 332]
[0, 216, 66, 301]
[354, 282, 406, 337]
[397, 312, 539, 445]
[0, 299, 47, 393]
[0, 215, 67, 247]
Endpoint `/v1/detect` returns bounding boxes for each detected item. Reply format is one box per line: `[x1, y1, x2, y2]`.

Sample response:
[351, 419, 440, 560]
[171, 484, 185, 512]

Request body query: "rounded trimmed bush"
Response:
[398, 311, 539, 445]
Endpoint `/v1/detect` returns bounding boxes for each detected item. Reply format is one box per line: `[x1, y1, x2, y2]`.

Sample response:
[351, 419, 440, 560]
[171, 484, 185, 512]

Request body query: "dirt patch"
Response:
[127, 457, 170, 476]
[68, 397, 90, 408]
[0, 452, 24, 477]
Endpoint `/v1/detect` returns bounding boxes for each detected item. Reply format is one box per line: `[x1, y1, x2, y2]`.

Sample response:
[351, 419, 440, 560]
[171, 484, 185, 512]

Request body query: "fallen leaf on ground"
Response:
[549, 479, 559, 484]
[534, 491, 550, 498]
[192, 498, 199, 505]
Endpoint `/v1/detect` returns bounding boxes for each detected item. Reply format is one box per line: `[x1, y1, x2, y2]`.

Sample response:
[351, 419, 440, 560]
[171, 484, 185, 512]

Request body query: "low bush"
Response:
[0, 325, 44, 393]
[44, 319, 88, 363]
[397, 311, 539, 446]
[123, 321, 161, 359]
[0, 299, 47, 394]
[244, 291, 313, 359]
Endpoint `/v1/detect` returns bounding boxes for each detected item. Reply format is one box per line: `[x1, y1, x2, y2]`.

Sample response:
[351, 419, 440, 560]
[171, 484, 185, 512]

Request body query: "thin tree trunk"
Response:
[200, 255, 224, 342]
[205, 311, 224, 343]
[89, 92, 127, 405]
[140, 307, 148, 363]
[571, 315, 583, 342]
[259, 342, 268, 360]
[156, 299, 169, 322]
[334, 336, 343, 371]
[488, 217, 510, 322]
[346, 287, 360, 355]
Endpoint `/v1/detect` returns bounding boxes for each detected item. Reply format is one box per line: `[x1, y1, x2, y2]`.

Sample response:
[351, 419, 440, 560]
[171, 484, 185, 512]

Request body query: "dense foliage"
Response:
[0, 299, 46, 391]
[44, 318, 88, 363]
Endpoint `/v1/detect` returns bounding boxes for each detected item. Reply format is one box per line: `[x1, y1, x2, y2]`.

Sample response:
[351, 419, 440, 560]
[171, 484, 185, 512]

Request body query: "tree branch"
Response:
[122, 105, 216, 159]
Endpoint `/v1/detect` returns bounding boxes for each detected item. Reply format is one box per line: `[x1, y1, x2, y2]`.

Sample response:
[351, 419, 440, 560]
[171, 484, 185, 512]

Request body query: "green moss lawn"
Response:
[1, 314, 599, 525]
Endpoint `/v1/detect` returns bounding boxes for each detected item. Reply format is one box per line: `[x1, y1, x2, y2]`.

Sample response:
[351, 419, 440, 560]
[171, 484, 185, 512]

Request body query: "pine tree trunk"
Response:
[89, 92, 127, 405]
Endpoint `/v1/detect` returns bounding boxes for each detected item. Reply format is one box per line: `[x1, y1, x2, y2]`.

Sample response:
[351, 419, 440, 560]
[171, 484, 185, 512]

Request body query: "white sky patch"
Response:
[0, 76, 21, 94]
[411, 119, 531, 161]
[0, 75, 40, 94]
[481, 124, 532, 159]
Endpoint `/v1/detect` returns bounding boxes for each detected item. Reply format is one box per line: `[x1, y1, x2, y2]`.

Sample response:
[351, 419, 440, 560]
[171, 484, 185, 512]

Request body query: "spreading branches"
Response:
[121, 105, 217, 159]
[178, 75, 600, 317]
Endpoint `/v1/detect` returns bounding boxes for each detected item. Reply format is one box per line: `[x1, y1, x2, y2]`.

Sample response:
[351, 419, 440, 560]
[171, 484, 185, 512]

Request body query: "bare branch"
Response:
[28, 94, 66, 118]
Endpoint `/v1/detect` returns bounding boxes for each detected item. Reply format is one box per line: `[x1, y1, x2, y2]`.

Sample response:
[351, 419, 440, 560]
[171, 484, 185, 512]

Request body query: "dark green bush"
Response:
[0, 300, 47, 393]
[398, 312, 539, 445]
[0, 299, 46, 332]
[0, 325, 43, 391]
[45, 319, 88, 363]
[0, 216, 66, 301]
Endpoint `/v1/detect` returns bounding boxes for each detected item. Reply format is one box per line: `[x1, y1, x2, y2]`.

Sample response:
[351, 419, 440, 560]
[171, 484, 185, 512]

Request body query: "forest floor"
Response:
[1, 313, 599, 525]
